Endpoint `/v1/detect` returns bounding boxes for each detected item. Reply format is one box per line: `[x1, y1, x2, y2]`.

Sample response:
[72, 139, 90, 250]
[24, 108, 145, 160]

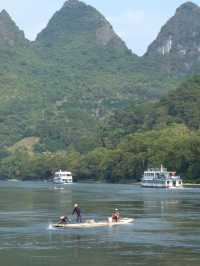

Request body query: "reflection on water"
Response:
[0, 182, 200, 266]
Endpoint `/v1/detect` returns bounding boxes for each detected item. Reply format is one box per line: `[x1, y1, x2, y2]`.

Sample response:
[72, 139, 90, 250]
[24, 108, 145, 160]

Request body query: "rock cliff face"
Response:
[36, 0, 128, 52]
[0, 10, 27, 47]
[145, 2, 200, 75]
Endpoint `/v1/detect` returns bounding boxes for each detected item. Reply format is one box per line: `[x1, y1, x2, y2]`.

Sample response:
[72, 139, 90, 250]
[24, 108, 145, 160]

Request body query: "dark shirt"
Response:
[112, 211, 120, 221]
[72, 207, 81, 216]
[58, 216, 69, 224]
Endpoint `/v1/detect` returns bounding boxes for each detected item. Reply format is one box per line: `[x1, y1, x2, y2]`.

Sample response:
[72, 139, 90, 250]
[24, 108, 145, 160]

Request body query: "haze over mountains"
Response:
[0, 0, 200, 152]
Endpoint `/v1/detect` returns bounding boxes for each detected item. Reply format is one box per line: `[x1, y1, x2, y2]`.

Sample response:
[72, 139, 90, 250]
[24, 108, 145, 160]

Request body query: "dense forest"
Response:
[1, 76, 200, 183]
[1, 1, 200, 183]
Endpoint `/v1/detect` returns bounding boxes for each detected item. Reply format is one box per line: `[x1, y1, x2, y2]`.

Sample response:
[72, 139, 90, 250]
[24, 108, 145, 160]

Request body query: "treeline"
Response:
[1, 76, 200, 183]
[1, 124, 200, 183]
[100, 75, 200, 147]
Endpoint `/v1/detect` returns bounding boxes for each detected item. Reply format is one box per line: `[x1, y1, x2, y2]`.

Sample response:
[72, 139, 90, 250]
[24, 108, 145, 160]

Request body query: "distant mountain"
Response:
[145, 2, 200, 76]
[0, 10, 46, 148]
[36, 0, 129, 52]
[0, 9, 27, 47]
[1, 0, 200, 182]
[0, 0, 200, 152]
[35, 0, 140, 74]
[32, 0, 148, 152]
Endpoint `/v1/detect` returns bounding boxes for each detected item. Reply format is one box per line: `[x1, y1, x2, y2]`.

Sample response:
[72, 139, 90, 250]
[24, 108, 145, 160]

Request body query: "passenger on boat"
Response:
[58, 216, 69, 224]
[112, 209, 120, 222]
[72, 203, 82, 223]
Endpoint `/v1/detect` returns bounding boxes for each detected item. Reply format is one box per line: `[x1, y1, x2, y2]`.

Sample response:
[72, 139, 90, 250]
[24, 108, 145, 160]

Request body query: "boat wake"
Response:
[48, 223, 55, 230]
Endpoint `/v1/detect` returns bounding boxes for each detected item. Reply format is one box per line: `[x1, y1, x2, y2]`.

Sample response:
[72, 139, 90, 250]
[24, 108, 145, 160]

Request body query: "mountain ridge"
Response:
[64, 0, 88, 8]
[1, 1, 200, 58]
[176, 2, 199, 12]
[36, 0, 130, 53]
[0, 1, 199, 151]
[0, 9, 27, 46]
[145, 1, 200, 75]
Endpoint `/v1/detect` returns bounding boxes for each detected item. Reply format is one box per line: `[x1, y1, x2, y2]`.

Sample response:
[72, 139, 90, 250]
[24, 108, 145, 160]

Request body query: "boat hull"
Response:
[141, 182, 183, 188]
[53, 181, 73, 184]
[52, 218, 134, 229]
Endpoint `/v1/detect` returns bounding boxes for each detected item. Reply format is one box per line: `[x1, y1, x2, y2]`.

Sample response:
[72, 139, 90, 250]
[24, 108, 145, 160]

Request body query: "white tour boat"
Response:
[53, 170, 73, 184]
[141, 165, 183, 188]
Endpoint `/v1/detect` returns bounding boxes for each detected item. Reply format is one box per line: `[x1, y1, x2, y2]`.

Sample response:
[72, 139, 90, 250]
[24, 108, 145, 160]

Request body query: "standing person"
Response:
[112, 208, 120, 222]
[72, 203, 82, 223]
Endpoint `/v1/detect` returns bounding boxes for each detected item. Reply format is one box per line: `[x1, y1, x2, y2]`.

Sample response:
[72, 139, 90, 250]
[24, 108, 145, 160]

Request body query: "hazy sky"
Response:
[0, 0, 200, 55]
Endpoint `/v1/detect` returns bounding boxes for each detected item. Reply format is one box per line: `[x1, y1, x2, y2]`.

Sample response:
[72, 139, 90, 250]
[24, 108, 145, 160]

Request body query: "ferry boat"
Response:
[53, 170, 73, 184]
[141, 165, 183, 188]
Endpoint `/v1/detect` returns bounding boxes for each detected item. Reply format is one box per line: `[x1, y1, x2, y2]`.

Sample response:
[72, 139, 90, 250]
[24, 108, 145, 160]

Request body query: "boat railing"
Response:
[170, 175, 181, 179]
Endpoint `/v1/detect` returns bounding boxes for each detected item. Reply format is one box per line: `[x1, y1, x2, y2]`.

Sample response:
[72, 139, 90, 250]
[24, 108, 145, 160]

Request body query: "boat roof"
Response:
[144, 165, 176, 173]
[55, 170, 72, 174]
[145, 167, 167, 171]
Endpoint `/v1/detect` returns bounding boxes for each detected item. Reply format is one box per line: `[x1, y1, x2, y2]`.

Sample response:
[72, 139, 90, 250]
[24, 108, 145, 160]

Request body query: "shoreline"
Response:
[2, 179, 200, 186]
[183, 183, 200, 187]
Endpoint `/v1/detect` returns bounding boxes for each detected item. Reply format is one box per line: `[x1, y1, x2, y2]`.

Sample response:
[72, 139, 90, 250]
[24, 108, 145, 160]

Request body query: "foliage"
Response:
[1, 3, 200, 183]
[1, 124, 200, 183]
[0, 1, 179, 150]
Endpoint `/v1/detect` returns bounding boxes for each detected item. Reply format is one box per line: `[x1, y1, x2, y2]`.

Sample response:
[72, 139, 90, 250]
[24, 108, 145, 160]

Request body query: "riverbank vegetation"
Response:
[1, 124, 200, 183]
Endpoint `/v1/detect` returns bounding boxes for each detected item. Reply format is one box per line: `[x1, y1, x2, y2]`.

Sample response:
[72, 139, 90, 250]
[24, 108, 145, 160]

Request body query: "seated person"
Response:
[112, 209, 120, 222]
[58, 216, 69, 224]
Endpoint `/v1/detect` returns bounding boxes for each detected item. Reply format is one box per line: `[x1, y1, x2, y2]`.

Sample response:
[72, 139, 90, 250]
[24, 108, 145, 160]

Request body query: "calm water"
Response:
[0, 182, 200, 266]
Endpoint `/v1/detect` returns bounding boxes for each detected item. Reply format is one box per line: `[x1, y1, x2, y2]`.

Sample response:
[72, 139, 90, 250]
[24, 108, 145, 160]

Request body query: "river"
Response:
[0, 182, 200, 266]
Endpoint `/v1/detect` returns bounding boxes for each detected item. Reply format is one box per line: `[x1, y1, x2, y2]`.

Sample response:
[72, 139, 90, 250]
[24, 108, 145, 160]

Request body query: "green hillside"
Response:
[1, 74, 200, 183]
[0, 0, 177, 152]
[103, 75, 200, 143]
[1, 1, 200, 182]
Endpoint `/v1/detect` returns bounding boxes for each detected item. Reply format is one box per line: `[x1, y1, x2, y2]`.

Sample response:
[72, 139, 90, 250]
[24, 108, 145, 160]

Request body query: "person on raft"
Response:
[112, 208, 120, 222]
[72, 203, 82, 223]
[58, 215, 69, 224]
